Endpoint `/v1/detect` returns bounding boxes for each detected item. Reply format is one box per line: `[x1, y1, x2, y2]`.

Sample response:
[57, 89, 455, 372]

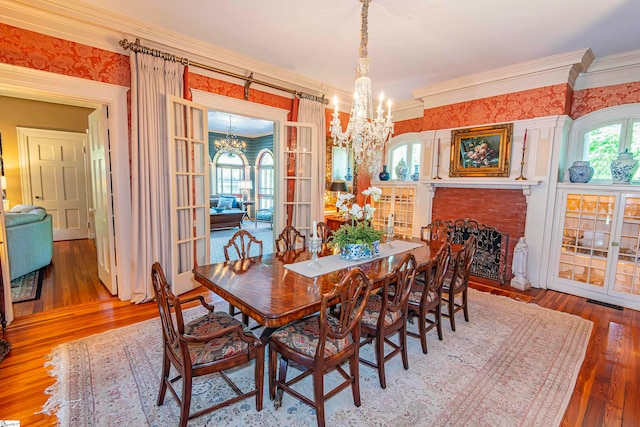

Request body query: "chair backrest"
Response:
[275, 225, 306, 252]
[421, 219, 452, 243]
[450, 235, 477, 290]
[316, 221, 331, 244]
[318, 268, 372, 357]
[224, 229, 263, 261]
[151, 262, 185, 358]
[429, 243, 452, 293]
[386, 253, 417, 317]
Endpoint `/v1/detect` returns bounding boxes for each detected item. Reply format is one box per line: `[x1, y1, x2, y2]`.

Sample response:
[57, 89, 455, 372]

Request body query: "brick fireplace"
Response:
[431, 187, 528, 281]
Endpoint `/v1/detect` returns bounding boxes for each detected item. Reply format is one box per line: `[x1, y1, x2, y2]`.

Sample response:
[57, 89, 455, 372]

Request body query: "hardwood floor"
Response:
[0, 241, 638, 426]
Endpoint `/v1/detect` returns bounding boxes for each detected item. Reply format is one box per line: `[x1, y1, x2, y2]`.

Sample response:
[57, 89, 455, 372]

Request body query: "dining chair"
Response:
[316, 221, 331, 244]
[268, 268, 373, 427]
[224, 230, 263, 325]
[275, 224, 306, 252]
[420, 219, 452, 243]
[151, 262, 264, 427]
[359, 253, 417, 389]
[407, 243, 451, 354]
[442, 235, 477, 331]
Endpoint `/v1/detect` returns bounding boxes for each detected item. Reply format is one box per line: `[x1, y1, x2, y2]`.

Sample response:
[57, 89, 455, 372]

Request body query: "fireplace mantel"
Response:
[421, 179, 542, 202]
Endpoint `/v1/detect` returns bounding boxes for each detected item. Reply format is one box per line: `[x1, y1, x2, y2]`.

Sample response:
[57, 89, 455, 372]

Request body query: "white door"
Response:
[280, 121, 318, 237]
[17, 128, 89, 241]
[167, 96, 210, 295]
[88, 107, 116, 294]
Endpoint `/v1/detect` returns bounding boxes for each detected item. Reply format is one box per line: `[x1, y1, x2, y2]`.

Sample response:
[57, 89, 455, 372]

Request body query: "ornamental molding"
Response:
[574, 49, 640, 90]
[412, 49, 594, 109]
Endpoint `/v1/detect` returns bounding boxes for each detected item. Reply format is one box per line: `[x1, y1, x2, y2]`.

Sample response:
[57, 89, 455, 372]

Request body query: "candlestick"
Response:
[387, 213, 393, 227]
[312, 220, 317, 238]
[432, 137, 442, 180]
[515, 129, 528, 181]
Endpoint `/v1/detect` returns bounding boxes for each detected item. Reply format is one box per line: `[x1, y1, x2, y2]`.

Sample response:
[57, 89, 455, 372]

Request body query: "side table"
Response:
[325, 215, 348, 231]
[241, 201, 255, 222]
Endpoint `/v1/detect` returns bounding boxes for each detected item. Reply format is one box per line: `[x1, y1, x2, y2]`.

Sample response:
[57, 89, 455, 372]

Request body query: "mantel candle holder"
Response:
[432, 137, 442, 180]
[308, 236, 322, 268]
[515, 129, 528, 181]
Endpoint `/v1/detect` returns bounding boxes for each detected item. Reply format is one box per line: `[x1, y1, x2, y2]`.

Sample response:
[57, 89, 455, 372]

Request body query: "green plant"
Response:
[328, 186, 384, 250]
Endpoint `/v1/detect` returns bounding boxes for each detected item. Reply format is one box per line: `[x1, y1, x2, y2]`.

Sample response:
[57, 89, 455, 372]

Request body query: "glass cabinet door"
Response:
[611, 194, 640, 301]
[558, 193, 615, 291]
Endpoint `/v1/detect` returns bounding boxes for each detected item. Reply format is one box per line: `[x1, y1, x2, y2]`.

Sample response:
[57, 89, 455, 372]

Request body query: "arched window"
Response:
[571, 105, 640, 181]
[215, 152, 246, 195]
[389, 141, 421, 180]
[256, 150, 274, 209]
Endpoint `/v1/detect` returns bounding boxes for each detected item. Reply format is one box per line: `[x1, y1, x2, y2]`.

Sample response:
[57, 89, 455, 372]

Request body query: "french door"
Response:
[167, 96, 209, 295]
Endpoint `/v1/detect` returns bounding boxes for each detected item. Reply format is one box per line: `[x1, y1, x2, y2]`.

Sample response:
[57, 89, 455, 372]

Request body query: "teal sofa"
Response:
[5, 205, 53, 281]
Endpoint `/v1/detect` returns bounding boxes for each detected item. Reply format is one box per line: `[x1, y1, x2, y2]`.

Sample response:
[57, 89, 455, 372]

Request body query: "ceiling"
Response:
[78, 0, 640, 133]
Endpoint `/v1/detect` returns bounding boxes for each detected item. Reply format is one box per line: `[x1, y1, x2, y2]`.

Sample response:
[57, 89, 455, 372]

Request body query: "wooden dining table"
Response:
[192, 239, 454, 337]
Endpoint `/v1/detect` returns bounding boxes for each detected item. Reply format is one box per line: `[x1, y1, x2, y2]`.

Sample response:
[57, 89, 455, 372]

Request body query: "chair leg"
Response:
[255, 346, 264, 411]
[449, 295, 457, 331]
[273, 356, 289, 409]
[350, 351, 362, 407]
[376, 334, 387, 389]
[463, 288, 469, 322]
[179, 372, 192, 427]
[313, 368, 326, 427]
[157, 349, 170, 405]
[242, 312, 250, 326]
[268, 346, 277, 400]
[435, 304, 443, 341]
[417, 309, 428, 354]
[400, 324, 409, 370]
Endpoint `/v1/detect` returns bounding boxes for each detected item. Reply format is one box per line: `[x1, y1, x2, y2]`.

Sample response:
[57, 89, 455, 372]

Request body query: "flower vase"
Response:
[610, 149, 638, 184]
[410, 165, 420, 181]
[568, 161, 594, 183]
[395, 159, 408, 181]
[339, 240, 380, 260]
[379, 165, 390, 181]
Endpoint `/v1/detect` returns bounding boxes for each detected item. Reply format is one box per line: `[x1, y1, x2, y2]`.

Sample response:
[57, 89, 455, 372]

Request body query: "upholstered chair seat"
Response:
[270, 315, 351, 358]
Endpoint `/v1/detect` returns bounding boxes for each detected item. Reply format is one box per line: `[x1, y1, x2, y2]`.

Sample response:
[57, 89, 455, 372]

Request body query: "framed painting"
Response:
[449, 123, 513, 177]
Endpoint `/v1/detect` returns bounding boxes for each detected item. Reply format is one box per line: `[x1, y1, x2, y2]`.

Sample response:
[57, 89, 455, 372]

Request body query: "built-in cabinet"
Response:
[372, 184, 416, 238]
[553, 187, 640, 309]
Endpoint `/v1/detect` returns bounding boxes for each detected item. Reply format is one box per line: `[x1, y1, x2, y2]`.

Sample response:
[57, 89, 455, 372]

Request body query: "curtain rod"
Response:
[119, 38, 328, 104]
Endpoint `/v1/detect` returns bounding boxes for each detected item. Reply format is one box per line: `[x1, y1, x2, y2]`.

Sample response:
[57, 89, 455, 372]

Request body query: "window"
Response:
[256, 150, 274, 210]
[572, 105, 640, 182]
[389, 141, 421, 180]
[215, 152, 246, 195]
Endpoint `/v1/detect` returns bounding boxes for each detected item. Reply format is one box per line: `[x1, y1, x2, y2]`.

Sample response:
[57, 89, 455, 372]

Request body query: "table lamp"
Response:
[329, 180, 348, 214]
[238, 180, 253, 202]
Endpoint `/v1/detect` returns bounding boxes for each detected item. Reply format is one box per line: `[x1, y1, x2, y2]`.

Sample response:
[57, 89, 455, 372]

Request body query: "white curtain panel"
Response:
[129, 53, 184, 303]
[297, 98, 326, 222]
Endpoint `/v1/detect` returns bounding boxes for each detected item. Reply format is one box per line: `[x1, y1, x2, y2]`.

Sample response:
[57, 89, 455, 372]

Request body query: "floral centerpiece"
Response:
[329, 186, 385, 260]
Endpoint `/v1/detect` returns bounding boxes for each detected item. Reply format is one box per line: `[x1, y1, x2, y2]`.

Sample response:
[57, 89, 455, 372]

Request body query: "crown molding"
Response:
[392, 99, 424, 122]
[412, 49, 594, 109]
[0, 0, 342, 99]
[574, 49, 640, 90]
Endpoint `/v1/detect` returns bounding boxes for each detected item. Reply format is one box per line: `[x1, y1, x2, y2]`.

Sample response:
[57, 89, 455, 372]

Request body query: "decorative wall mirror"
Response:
[324, 139, 358, 212]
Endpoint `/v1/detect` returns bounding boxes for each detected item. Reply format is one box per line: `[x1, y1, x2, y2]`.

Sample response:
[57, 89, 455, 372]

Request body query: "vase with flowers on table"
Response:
[329, 186, 385, 260]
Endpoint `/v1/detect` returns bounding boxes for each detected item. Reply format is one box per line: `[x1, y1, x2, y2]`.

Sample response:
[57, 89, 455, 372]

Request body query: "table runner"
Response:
[284, 239, 423, 278]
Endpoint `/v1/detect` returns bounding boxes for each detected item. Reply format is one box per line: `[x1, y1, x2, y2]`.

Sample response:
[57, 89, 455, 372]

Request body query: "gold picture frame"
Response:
[449, 123, 513, 177]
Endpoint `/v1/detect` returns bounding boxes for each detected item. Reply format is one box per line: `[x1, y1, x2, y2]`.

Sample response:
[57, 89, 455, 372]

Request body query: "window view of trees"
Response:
[585, 120, 640, 180]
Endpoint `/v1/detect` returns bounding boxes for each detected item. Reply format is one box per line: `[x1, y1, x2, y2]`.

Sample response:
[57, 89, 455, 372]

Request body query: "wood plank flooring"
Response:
[0, 240, 638, 426]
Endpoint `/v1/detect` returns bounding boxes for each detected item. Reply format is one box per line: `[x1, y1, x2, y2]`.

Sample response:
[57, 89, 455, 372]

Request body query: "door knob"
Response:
[35, 196, 42, 200]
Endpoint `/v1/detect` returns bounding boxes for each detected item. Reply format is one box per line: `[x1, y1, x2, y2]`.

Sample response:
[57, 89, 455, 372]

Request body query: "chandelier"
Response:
[214, 116, 246, 156]
[329, 0, 393, 173]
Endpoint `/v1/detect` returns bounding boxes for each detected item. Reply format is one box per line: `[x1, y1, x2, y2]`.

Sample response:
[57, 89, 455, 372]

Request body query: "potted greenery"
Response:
[329, 186, 385, 260]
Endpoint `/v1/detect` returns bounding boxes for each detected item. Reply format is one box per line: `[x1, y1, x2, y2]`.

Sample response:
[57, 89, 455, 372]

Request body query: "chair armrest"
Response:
[179, 295, 214, 312]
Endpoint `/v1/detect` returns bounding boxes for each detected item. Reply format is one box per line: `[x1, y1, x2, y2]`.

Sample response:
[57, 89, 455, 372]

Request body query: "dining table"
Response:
[192, 238, 457, 341]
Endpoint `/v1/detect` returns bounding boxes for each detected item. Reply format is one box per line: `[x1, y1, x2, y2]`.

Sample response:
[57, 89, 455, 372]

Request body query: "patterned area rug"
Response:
[210, 220, 274, 264]
[10, 267, 45, 303]
[43, 289, 593, 427]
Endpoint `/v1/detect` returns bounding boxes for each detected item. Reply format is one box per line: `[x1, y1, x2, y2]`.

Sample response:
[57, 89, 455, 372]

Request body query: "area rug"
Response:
[43, 289, 593, 427]
[210, 220, 274, 264]
[10, 267, 45, 303]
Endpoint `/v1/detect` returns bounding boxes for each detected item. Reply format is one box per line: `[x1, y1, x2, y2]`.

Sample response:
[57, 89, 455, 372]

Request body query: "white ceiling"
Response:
[78, 0, 640, 133]
[208, 111, 273, 137]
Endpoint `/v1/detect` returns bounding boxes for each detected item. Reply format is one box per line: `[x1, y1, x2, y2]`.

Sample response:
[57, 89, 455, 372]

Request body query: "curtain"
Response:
[297, 98, 326, 223]
[129, 53, 184, 303]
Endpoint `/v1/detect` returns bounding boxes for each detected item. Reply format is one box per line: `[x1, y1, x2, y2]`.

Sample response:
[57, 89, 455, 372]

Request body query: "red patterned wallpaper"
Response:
[572, 81, 640, 119]
[394, 84, 571, 134]
[0, 23, 130, 87]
